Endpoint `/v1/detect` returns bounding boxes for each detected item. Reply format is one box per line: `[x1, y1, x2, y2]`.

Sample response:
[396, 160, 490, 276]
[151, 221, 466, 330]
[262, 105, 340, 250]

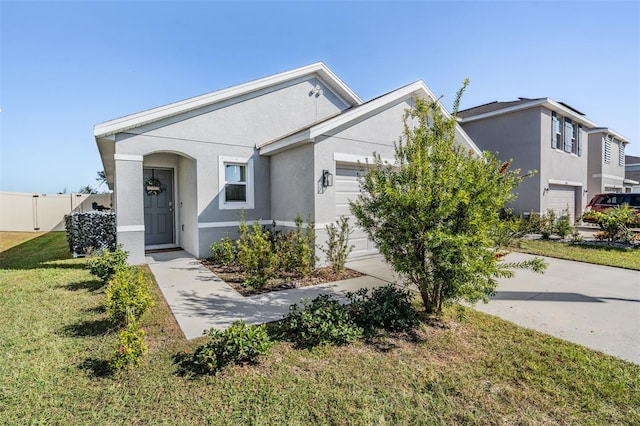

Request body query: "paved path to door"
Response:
[147, 251, 389, 339]
[148, 250, 639, 364]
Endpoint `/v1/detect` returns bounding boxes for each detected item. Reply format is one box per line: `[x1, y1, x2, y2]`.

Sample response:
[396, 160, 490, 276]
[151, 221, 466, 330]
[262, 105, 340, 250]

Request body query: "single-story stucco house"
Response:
[94, 62, 480, 264]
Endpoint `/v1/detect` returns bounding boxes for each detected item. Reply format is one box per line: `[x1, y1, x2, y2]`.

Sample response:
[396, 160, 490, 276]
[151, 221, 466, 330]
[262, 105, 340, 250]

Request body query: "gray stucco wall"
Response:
[587, 132, 626, 193]
[112, 76, 350, 260]
[270, 143, 316, 223]
[460, 108, 543, 215]
[538, 108, 588, 216]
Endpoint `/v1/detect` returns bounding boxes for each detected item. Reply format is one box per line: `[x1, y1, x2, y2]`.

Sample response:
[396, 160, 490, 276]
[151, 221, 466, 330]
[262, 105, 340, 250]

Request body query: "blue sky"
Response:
[1, 0, 638, 194]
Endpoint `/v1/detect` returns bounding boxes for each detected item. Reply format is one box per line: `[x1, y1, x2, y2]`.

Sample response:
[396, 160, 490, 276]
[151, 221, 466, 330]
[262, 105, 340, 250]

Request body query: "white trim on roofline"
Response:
[334, 152, 395, 165]
[114, 154, 143, 162]
[624, 178, 639, 185]
[548, 179, 583, 187]
[458, 98, 598, 128]
[591, 173, 624, 180]
[586, 128, 631, 143]
[94, 62, 362, 138]
[258, 81, 482, 156]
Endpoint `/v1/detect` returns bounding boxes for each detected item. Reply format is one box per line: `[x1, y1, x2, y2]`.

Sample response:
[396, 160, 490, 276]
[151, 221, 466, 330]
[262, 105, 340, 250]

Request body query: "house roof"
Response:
[258, 81, 481, 156]
[458, 97, 597, 128]
[587, 127, 631, 144]
[93, 62, 363, 138]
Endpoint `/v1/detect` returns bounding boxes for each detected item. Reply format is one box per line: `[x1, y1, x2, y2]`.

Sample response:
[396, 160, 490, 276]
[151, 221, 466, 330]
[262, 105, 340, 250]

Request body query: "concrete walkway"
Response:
[146, 251, 389, 339]
[148, 250, 639, 365]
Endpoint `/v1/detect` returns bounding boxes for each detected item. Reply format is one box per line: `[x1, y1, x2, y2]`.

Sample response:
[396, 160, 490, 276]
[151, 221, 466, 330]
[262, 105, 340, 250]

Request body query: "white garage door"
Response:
[547, 184, 576, 222]
[335, 167, 378, 258]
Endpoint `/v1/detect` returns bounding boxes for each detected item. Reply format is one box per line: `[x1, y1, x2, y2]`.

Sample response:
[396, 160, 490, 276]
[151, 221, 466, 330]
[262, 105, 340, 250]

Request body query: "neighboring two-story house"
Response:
[458, 98, 595, 222]
[587, 128, 631, 193]
[458, 98, 634, 222]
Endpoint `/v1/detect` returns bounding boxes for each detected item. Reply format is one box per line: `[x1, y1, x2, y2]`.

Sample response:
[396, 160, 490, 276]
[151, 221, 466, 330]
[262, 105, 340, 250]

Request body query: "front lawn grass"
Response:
[515, 238, 640, 270]
[1, 232, 638, 424]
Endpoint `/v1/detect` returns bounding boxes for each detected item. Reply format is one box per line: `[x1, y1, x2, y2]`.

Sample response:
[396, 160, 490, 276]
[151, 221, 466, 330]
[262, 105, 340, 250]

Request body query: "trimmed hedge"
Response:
[64, 211, 116, 257]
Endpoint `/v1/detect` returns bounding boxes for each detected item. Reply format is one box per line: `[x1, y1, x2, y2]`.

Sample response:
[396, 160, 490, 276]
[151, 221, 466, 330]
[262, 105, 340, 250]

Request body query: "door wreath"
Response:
[145, 177, 165, 196]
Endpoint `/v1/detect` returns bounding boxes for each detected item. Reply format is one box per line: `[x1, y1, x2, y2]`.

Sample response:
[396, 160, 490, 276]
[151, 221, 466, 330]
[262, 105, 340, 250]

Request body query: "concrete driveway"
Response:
[350, 252, 640, 365]
[473, 252, 639, 364]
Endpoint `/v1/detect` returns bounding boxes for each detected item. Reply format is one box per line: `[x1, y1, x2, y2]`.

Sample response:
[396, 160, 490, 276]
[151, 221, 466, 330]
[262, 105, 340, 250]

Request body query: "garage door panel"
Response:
[547, 184, 576, 222]
[335, 167, 377, 258]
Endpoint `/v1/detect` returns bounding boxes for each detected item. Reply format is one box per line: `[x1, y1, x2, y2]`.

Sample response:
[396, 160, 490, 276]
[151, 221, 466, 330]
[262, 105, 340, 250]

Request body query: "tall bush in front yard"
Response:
[105, 267, 155, 326]
[350, 83, 546, 314]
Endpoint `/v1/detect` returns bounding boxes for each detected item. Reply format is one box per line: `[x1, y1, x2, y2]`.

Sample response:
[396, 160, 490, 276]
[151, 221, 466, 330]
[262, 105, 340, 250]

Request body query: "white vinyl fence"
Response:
[0, 191, 113, 232]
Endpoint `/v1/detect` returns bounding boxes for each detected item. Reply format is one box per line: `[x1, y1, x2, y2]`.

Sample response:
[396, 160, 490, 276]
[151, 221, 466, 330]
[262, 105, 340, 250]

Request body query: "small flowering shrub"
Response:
[280, 295, 362, 348]
[110, 322, 147, 371]
[105, 267, 154, 326]
[175, 321, 272, 375]
[87, 246, 128, 284]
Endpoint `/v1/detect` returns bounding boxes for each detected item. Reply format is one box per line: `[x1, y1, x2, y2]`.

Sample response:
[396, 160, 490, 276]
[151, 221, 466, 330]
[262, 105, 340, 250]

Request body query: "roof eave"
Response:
[93, 62, 362, 138]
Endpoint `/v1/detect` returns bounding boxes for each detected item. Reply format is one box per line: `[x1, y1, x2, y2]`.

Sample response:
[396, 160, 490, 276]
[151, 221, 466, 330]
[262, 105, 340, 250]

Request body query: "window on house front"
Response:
[218, 156, 254, 210]
[552, 111, 562, 149]
[552, 111, 581, 156]
[604, 136, 612, 164]
[564, 118, 574, 153]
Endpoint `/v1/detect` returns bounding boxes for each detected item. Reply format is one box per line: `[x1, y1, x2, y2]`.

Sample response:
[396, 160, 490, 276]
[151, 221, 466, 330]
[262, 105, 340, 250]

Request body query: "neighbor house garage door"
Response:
[547, 184, 576, 222]
[335, 167, 378, 258]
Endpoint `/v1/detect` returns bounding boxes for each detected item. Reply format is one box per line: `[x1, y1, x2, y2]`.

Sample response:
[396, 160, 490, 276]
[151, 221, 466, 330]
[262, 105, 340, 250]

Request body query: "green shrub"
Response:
[110, 322, 147, 371]
[582, 205, 639, 245]
[87, 246, 128, 284]
[242, 276, 266, 289]
[273, 229, 296, 273]
[281, 295, 362, 348]
[237, 215, 277, 279]
[492, 217, 522, 248]
[555, 212, 573, 239]
[520, 211, 542, 234]
[347, 285, 419, 334]
[175, 321, 272, 375]
[321, 215, 354, 272]
[290, 214, 316, 277]
[105, 267, 154, 325]
[211, 233, 237, 265]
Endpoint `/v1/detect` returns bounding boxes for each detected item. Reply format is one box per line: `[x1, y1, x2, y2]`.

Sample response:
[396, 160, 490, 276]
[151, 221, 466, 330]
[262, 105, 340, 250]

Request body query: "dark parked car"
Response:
[583, 193, 640, 222]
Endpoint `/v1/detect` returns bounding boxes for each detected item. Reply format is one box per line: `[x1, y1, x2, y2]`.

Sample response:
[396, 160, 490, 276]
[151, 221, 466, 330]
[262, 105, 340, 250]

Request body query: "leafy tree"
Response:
[96, 170, 107, 186]
[78, 184, 98, 194]
[350, 81, 546, 314]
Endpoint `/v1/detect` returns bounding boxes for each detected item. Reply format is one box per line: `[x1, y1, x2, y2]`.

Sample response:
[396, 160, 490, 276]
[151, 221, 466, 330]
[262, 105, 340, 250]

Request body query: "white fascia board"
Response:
[586, 127, 631, 143]
[624, 178, 639, 185]
[459, 98, 598, 129]
[260, 80, 482, 157]
[258, 130, 313, 156]
[309, 82, 424, 139]
[94, 62, 362, 138]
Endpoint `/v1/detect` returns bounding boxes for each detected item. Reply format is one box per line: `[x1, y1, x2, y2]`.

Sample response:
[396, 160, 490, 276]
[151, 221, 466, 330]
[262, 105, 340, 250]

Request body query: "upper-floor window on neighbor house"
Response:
[619, 142, 625, 166]
[552, 111, 582, 156]
[218, 156, 255, 210]
[604, 136, 612, 164]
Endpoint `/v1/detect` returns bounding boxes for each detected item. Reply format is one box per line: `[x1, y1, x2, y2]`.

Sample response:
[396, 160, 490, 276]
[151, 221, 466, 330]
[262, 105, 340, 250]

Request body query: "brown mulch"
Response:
[199, 259, 363, 296]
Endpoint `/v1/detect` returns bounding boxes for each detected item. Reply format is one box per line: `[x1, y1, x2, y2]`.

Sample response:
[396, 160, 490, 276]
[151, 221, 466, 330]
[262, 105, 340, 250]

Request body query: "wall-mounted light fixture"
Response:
[322, 170, 333, 188]
[543, 187, 549, 195]
[583, 189, 588, 194]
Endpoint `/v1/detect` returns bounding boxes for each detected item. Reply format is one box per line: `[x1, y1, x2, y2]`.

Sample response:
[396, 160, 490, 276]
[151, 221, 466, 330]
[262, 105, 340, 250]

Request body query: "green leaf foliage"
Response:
[105, 267, 155, 326]
[350, 83, 546, 313]
[175, 321, 272, 375]
[87, 245, 128, 284]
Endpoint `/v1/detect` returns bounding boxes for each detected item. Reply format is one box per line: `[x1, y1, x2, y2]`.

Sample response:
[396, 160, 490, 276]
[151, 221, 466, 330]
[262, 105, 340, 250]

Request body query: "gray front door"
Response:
[143, 168, 174, 245]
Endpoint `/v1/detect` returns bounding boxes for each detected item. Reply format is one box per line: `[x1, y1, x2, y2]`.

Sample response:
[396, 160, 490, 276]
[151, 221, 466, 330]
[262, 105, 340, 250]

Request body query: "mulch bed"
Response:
[199, 259, 363, 296]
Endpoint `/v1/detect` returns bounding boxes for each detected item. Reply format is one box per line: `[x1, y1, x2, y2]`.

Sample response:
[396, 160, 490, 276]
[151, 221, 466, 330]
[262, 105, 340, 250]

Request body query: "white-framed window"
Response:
[552, 111, 581, 156]
[604, 136, 612, 164]
[619, 142, 625, 166]
[218, 156, 254, 210]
